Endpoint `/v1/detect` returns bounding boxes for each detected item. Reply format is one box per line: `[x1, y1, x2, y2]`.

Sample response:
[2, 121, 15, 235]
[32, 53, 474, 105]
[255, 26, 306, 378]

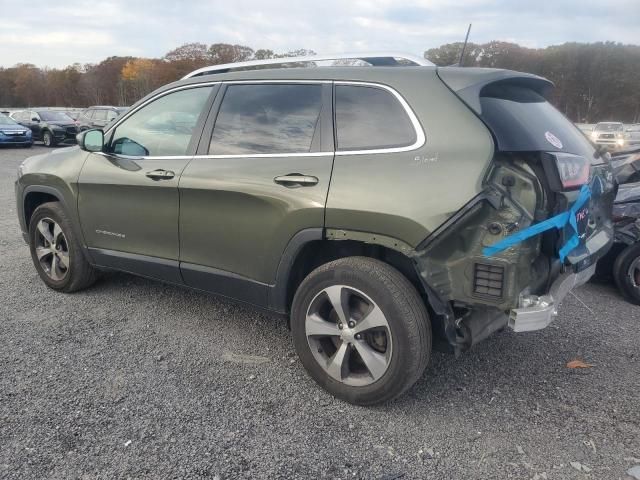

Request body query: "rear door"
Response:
[178, 82, 334, 305]
[77, 84, 218, 282]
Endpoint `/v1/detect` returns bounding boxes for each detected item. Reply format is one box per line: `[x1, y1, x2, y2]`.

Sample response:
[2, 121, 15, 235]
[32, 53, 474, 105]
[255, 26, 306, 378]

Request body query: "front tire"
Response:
[613, 243, 640, 305]
[28, 202, 97, 292]
[42, 130, 56, 147]
[291, 257, 431, 405]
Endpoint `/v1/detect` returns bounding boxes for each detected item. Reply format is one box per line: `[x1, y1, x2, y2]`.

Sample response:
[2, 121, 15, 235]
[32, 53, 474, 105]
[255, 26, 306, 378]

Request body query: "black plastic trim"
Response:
[89, 248, 183, 284]
[415, 192, 492, 251]
[21, 185, 93, 262]
[269, 228, 324, 313]
[181, 262, 269, 307]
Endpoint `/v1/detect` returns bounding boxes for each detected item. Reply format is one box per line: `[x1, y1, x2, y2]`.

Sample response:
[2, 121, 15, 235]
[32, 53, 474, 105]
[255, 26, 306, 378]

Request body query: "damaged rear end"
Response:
[417, 68, 616, 353]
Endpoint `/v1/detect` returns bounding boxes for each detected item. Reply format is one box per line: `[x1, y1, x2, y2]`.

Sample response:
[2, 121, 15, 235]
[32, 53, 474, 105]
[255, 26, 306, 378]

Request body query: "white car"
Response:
[590, 122, 628, 150]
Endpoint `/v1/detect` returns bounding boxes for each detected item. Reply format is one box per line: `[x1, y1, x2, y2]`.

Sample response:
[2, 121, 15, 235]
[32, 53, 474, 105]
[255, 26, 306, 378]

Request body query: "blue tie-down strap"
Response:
[483, 184, 592, 262]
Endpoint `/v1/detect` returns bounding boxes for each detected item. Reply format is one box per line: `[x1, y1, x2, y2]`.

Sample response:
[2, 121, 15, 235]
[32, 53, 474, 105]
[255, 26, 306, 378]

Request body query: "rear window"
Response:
[335, 85, 416, 151]
[479, 85, 594, 157]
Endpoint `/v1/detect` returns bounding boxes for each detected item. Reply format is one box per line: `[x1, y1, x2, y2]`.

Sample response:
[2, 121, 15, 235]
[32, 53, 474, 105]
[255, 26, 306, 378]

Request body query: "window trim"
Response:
[333, 81, 425, 156]
[103, 79, 425, 160]
[103, 83, 219, 159]
[104, 82, 221, 137]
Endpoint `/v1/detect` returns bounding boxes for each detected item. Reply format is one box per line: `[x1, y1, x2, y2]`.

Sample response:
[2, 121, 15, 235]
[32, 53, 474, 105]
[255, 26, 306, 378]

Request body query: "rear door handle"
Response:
[274, 174, 319, 187]
[146, 169, 175, 180]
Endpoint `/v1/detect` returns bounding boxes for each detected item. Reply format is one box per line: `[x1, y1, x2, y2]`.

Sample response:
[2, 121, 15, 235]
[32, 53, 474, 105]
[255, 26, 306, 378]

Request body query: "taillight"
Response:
[553, 152, 590, 190]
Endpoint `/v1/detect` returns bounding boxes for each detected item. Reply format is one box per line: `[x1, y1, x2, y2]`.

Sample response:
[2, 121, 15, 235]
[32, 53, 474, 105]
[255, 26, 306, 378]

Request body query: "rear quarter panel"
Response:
[325, 69, 494, 247]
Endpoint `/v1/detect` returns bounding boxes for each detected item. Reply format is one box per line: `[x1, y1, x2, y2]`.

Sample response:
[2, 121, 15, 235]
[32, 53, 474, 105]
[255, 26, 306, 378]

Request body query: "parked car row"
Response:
[595, 146, 640, 304]
[0, 106, 128, 148]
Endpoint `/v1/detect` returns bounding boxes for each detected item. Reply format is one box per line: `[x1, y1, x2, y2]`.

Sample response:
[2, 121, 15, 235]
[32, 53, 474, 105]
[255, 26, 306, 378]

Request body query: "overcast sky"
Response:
[1, 0, 638, 68]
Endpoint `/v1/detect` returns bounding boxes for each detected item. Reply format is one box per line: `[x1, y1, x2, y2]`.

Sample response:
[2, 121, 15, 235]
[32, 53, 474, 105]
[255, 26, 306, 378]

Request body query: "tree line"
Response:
[1, 41, 638, 123]
[426, 41, 640, 123]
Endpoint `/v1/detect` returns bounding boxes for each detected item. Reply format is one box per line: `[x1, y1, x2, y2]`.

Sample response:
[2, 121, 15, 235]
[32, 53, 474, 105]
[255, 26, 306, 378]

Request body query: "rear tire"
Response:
[28, 202, 97, 292]
[291, 257, 431, 405]
[43, 130, 56, 147]
[613, 243, 640, 305]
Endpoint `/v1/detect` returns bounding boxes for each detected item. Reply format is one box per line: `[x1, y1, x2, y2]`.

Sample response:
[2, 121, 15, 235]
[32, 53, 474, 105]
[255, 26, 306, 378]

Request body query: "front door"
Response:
[179, 82, 334, 305]
[77, 84, 217, 282]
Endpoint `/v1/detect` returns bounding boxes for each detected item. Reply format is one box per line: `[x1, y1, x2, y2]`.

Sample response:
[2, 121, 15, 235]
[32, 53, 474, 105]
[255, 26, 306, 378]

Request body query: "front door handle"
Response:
[274, 174, 319, 187]
[146, 169, 175, 181]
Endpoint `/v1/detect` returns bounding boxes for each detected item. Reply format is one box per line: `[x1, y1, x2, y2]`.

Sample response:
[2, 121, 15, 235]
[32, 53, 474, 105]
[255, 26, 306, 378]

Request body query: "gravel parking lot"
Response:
[1, 145, 639, 479]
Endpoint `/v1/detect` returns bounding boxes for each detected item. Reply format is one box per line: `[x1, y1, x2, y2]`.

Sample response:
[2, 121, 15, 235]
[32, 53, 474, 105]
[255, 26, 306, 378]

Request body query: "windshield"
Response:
[38, 111, 73, 122]
[0, 114, 18, 126]
[595, 123, 624, 132]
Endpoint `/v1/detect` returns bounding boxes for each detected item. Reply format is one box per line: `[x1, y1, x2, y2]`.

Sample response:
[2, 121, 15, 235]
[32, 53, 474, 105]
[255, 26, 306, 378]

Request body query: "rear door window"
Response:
[209, 84, 323, 155]
[334, 85, 416, 151]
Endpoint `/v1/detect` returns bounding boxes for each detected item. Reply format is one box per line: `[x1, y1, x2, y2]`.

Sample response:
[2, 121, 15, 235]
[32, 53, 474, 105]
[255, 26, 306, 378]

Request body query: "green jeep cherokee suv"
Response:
[15, 54, 615, 405]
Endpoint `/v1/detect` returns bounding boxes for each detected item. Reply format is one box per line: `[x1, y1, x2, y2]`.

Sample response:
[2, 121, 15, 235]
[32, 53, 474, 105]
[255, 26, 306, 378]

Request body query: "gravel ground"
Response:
[1, 146, 639, 479]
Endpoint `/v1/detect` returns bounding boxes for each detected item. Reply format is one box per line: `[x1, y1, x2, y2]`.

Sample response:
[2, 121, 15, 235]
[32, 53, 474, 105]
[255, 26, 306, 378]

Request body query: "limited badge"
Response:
[545, 131, 563, 149]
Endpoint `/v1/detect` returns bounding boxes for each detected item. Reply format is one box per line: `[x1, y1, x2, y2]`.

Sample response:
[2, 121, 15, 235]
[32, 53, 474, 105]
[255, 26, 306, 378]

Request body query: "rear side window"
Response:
[210, 84, 322, 155]
[335, 85, 416, 151]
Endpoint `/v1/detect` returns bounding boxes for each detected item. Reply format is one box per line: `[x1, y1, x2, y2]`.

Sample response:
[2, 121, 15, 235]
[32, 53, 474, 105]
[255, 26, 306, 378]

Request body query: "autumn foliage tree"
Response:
[425, 41, 640, 123]
[0, 41, 638, 123]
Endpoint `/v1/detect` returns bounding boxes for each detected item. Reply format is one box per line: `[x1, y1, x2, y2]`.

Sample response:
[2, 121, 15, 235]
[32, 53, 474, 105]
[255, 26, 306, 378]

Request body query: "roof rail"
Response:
[182, 52, 433, 79]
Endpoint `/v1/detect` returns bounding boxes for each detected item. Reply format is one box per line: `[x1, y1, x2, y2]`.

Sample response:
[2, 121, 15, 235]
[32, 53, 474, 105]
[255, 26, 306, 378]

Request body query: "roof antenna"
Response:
[458, 23, 472, 67]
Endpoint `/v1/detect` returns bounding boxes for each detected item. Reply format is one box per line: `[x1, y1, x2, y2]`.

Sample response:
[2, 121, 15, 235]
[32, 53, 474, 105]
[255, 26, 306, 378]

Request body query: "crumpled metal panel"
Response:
[611, 148, 640, 184]
[613, 182, 640, 245]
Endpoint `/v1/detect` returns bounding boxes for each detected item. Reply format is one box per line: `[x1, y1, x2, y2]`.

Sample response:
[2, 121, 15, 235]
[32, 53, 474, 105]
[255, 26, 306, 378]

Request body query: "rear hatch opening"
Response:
[415, 68, 616, 351]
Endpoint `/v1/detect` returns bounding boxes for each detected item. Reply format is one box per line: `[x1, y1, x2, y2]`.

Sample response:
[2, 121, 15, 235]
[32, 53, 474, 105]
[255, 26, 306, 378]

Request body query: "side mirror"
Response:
[31, 117, 39, 122]
[77, 129, 104, 152]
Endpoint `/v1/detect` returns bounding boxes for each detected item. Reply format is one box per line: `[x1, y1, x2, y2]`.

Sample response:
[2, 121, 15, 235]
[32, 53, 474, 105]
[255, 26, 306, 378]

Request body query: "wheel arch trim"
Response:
[269, 228, 324, 313]
[21, 185, 93, 262]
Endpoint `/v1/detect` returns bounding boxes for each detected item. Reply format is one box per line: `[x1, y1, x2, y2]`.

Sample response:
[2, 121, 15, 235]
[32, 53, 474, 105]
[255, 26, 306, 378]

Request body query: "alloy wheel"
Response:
[34, 217, 70, 281]
[305, 285, 393, 386]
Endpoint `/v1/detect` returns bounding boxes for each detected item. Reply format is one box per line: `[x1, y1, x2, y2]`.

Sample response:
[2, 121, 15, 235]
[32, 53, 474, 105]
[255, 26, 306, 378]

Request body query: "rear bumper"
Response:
[508, 263, 596, 332]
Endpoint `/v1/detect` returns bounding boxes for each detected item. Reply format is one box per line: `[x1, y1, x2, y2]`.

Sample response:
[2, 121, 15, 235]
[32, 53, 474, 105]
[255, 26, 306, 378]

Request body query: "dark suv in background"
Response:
[77, 106, 129, 131]
[14, 54, 615, 405]
[10, 110, 79, 147]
